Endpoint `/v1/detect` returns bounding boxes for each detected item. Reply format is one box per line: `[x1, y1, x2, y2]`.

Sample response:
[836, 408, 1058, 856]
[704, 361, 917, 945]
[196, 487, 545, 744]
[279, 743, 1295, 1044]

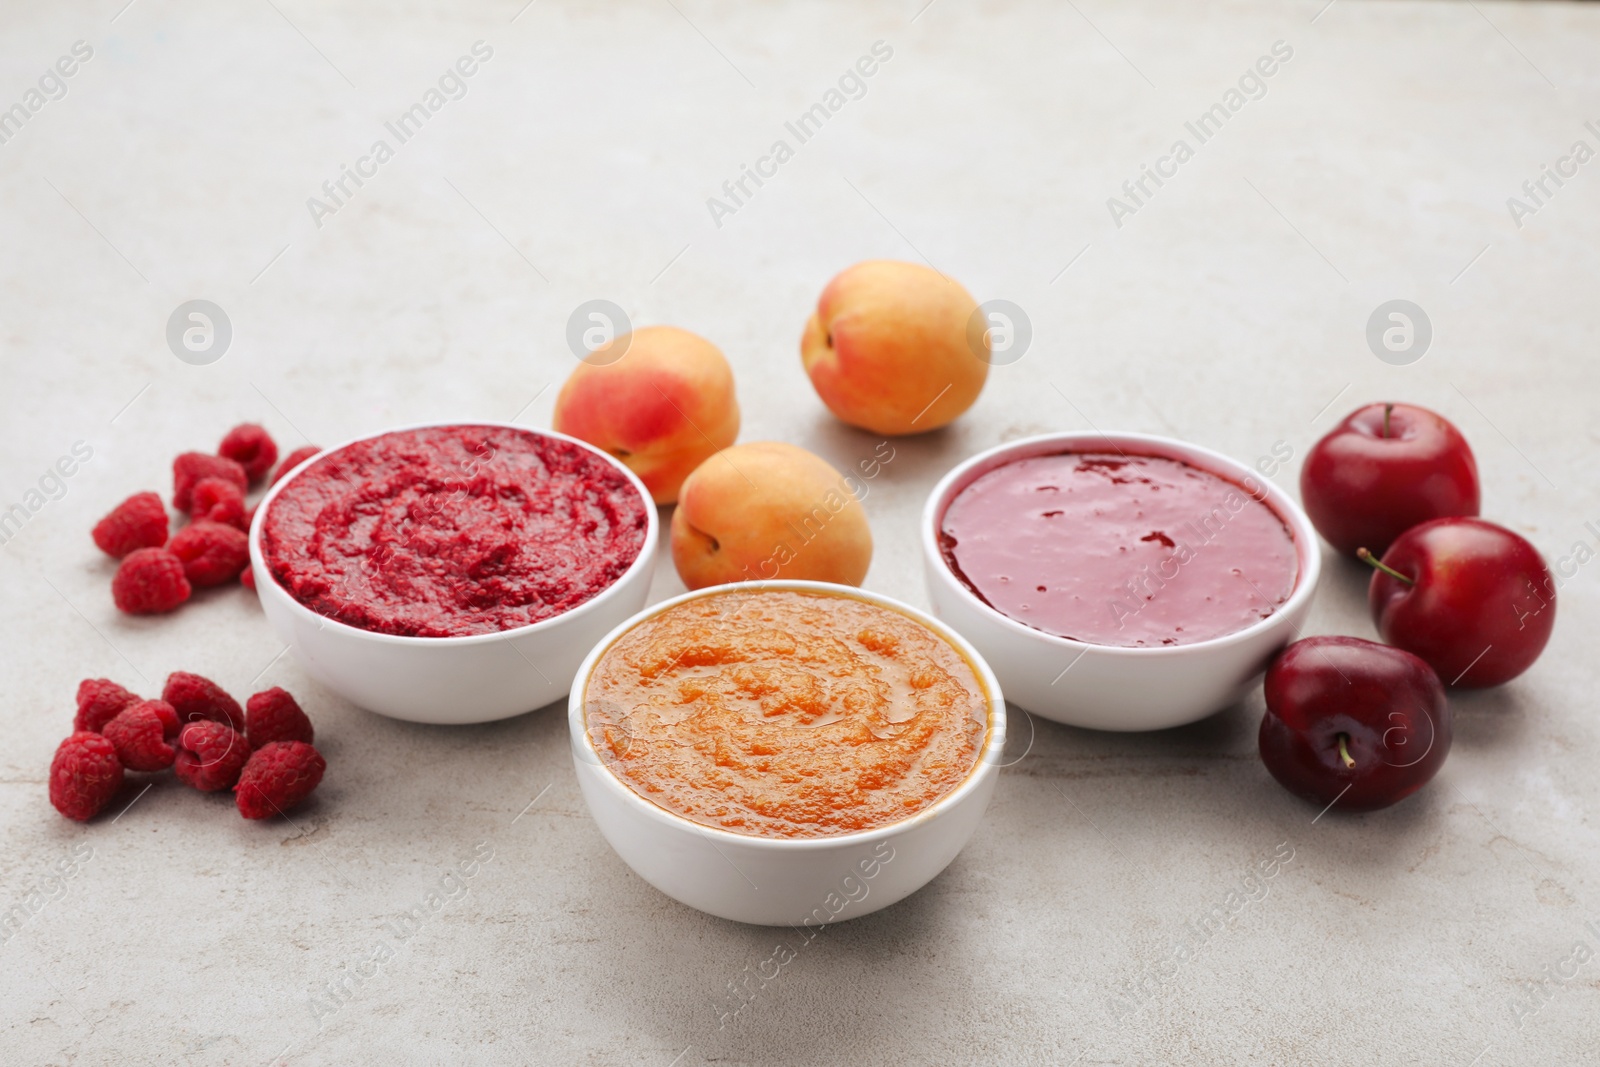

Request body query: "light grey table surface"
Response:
[3, 1, 1597, 1064]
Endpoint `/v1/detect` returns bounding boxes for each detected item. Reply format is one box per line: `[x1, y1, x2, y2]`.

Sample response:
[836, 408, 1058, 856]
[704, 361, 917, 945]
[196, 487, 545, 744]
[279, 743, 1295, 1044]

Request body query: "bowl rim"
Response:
[568, 579, 1007, 851]
[246, 419, 659, 647]
[920, 430, 1322, 658]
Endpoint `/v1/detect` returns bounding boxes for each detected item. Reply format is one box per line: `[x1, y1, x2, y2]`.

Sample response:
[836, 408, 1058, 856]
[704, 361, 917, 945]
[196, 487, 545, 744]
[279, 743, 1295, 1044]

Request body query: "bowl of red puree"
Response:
[251, 423, 656, 724]
[922, 432, 1320, 731]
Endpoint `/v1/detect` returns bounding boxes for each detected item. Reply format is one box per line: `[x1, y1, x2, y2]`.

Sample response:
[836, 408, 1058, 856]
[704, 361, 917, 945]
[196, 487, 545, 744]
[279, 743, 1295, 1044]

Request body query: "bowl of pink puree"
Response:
[921, 432, 1319, 731]
[250, 422, 657, 724]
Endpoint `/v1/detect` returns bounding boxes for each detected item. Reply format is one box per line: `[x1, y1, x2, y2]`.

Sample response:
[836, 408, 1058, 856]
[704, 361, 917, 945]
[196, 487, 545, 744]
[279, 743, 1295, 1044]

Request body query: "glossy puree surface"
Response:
[939, 452, 1298, 647]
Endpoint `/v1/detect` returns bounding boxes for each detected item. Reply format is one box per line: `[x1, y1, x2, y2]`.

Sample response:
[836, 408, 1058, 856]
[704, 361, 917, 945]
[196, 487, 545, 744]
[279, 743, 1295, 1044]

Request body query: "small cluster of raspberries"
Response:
[50, 672, 325, 822]
[92, 423, 322, 613]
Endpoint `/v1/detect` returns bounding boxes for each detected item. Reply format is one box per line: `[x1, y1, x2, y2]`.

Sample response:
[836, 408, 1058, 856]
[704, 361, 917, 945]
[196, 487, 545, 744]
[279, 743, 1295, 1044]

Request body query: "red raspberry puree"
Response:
[939, 452, 1298, 647]
[262, 425, 647, 637]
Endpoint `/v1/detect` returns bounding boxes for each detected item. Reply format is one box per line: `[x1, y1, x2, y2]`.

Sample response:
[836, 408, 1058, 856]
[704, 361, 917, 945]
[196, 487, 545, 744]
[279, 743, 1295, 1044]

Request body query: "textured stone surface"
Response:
[1, 1, 1596, 1063]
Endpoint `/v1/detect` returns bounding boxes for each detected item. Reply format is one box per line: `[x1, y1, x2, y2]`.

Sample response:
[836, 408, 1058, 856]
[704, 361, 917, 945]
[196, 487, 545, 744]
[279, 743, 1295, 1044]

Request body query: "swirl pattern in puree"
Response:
[585, 589, 990, 838]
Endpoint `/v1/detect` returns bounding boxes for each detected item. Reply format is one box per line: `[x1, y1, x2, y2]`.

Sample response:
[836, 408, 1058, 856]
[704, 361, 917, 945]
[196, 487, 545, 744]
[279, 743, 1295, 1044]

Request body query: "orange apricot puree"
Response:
[584, 589, 991, 838]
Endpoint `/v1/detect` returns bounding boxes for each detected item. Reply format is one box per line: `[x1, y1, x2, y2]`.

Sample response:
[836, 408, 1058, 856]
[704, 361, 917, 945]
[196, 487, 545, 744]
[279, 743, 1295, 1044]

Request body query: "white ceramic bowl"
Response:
[568, 580, 1005, 927]
[922, 432, 1320, 732]
[249, 422, 657, 725]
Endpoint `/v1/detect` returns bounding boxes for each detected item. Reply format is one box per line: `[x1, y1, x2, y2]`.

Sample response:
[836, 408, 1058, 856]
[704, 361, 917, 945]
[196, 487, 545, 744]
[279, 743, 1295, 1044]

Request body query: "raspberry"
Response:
[245, 688, 314, 747]
[235, 742, 325, 819]
[174, 452, 247, 514]
[102, 700, 180, 772]
[240, 565, 256, 591]
[163, 671, 244, 730]
[167, 521, 249, 587]
[49, 732, 124, 821]
[191, 478, 247, 530]
[112, 548, 191, 614]
[219, 423, 279, 484]
[74, 678, 139, 733]
[271, 446, 322, 486]
[92, 492, 169, 558]
[174, 721, 251, 792]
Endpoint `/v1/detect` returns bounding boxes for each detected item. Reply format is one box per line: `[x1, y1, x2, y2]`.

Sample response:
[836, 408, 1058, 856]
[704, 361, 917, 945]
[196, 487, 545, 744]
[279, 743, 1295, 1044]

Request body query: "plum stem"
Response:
[1337, 732, 1356, 768]
[1357, 547, 1414, 585]
[1382, 403, 1393, 438]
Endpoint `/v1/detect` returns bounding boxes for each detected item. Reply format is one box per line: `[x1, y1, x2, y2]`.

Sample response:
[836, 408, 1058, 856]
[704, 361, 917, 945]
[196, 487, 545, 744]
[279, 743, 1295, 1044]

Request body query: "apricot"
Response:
[553, 325, 739, 505]
[670, 442, 872, 589]
[801, 260, 988, 435]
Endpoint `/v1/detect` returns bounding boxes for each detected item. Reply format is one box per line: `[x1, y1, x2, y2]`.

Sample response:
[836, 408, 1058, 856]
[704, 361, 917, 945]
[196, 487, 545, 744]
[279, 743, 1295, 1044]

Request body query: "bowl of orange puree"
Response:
[569, 581, 1005, 926]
